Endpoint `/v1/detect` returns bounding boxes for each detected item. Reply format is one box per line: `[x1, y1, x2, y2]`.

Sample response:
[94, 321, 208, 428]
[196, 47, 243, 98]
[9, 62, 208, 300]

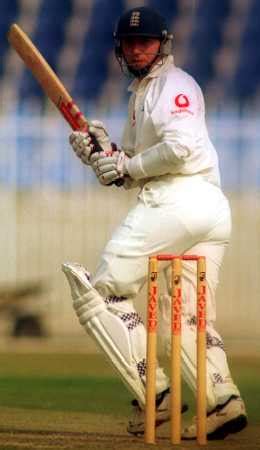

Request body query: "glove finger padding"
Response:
[90, 151, 127, 185]
[75, 137, 92, 157]
[88, 120, 111, 152]
[90, 151, 107, 167]
[91, 156, 118, 185]
[69, 131, 93, 165]
[89, 120, 109, 137]
[100, 170, 122, 185]
[91, 154, 117, 171]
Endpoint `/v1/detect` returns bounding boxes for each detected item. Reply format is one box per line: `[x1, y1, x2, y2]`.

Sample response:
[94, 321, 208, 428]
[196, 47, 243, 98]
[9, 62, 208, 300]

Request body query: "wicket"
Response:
[145, 254, 207, 445]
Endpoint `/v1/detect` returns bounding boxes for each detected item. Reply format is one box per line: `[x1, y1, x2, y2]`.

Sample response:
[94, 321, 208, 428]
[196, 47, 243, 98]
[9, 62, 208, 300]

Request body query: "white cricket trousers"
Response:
[91, 175, 240, 409]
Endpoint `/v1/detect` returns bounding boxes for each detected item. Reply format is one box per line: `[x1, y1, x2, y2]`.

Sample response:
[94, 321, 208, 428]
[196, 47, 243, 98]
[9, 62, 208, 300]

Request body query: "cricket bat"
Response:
[7, 23, 88, 131]
[7, 23, 124, 185]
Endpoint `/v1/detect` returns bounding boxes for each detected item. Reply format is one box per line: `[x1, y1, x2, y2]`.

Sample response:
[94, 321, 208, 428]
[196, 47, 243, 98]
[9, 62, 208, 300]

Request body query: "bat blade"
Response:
[7, 23, 88, 131]
[7, 24, 124, 186]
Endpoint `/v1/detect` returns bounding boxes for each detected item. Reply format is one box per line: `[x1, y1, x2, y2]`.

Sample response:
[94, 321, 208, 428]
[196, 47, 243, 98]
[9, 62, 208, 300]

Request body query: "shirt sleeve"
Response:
[126, 74, 204, 180]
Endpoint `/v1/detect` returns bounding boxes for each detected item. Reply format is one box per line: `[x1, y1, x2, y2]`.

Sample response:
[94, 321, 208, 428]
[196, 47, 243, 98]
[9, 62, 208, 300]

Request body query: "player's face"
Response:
[121, 37, 161, 71]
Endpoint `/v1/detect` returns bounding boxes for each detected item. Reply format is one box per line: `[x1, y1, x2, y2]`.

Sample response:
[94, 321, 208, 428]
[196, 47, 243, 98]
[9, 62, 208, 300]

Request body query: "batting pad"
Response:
[62, 262, 146, 406]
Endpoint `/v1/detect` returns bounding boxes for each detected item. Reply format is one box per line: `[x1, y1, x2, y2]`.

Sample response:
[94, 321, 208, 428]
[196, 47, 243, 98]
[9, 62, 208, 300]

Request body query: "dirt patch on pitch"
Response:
[0, 407, 258, 450]
[0, 423, 258, 450]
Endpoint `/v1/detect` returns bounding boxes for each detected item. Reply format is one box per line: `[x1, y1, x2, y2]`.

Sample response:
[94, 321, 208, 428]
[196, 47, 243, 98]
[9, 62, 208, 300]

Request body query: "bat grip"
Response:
[60, 100, 88, 132]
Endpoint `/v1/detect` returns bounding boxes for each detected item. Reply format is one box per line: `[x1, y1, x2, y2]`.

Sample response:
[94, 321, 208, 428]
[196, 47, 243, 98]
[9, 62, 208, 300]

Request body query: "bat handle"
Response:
[60, 100, 89, 131]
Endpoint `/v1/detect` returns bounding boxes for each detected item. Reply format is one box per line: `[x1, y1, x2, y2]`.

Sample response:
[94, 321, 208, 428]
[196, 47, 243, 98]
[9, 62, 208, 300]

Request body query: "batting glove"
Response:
[88, 120, 112, 153]
[69, 131, 94, 165]
[69, 120, 112, 166]
[90, 150, 129, 186]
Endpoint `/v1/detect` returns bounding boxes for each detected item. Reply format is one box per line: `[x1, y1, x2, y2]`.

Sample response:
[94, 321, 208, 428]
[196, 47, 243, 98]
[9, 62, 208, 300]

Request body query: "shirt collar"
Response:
[128, 55, 174, 93]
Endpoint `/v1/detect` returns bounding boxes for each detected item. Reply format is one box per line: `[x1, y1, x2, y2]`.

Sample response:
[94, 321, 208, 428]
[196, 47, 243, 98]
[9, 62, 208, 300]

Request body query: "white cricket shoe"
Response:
[127, 389, 188, 436]
[182, 396, 247, 440]
[62, 262, 92, 299]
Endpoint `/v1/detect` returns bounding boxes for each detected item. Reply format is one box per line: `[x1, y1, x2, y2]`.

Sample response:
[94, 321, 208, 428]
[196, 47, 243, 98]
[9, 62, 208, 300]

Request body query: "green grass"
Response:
[0, 353, 132, 417]
[0, 353, 259, 423]
[0, 376, 130, 415]
[229, 358, 260, 423]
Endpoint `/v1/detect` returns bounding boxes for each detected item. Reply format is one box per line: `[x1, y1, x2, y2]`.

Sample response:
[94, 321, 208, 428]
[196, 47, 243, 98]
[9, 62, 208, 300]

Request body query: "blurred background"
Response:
[0, 0, 259, 353]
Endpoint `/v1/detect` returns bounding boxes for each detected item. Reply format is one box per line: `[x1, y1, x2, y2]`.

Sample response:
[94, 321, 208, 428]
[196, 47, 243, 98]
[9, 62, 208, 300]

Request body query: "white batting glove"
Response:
[69, 120, 113, 166]
[90, 150, 129, 186]
[88, 120, 112, 153]
[69, 131, 93, 165]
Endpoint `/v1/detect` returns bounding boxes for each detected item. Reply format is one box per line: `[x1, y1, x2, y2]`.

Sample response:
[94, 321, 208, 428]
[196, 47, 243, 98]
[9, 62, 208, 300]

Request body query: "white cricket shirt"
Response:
[121, 56, 220, 187]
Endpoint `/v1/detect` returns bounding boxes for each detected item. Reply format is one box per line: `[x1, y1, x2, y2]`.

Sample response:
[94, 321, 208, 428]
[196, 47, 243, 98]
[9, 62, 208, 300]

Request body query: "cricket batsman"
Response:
[62, 6, 247, 440]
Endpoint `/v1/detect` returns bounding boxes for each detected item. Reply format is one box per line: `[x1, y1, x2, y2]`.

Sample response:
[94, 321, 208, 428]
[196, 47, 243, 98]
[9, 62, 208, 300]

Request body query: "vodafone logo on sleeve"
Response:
[171, 93, 193, 115]
[175, 94, 190, 107]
